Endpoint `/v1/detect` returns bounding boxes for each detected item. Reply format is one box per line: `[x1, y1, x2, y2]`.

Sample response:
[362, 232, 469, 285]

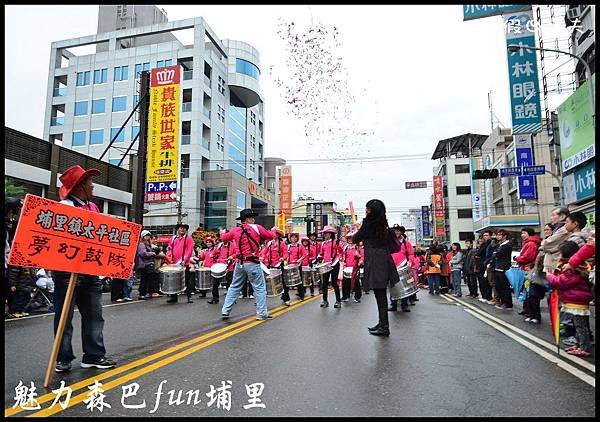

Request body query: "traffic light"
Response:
[303, 217, 315, 223]
[472, 169, 499, 179]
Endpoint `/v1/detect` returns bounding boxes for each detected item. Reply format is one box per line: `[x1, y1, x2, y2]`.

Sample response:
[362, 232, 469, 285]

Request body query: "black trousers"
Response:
[111, 278, 124, 301]
[342, 274, 352, 300]
[477, 272, 492, 300]
[465, 273, 479, 296]
[169, 267, 194, 301]
[373, 288, 389, 328]
[321, 263, 341, 303]
[242, 278, 254, 297]
[494, 271, 513, 308]
[573, 315, 592, 353]
[224, 271, 233, 289]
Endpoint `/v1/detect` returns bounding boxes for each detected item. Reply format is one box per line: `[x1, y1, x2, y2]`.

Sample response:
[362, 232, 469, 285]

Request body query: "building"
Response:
[471, 124, 561, 245]
[288, 197, 342, 236]
[5, 127, 134, 219]
[431, 133, 488, 247]
[43, 6, 270, 233]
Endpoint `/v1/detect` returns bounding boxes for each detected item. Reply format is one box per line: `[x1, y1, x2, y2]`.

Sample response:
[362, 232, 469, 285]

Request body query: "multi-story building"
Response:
[43, 5, 271, 233]
[289, 198, 342, 237]
[472, 124, 561, 245]
[431, 133, 488, 247]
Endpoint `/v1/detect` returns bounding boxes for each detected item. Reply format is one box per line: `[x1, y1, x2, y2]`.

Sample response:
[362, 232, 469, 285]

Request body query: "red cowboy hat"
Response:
[58, 165, 101, 200]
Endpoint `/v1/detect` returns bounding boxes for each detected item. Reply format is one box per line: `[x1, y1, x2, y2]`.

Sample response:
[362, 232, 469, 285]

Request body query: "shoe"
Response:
[341, 297, 349, 302]
[55, 361, 72, 372]
[456, 294, 462, 297]
[524, 317, 532, 322]
[207, 299, 219, 304]
[565, 345, 579, 352]
[320, 301, 329, 308]
[334, 301, 342, 308]
[561, 336, 577, 346]
[409, 301, 416, 306]
[368, 323, 380, 331]
[152, 293, 160, 297]
[221, 313, 230, 320]
[81, 357, 117, 369]
[124, 297, 133, 302]
[387, 305, 398, 312]
[401, 307, 411, 312]
[478, 298, 487, 303]
[429, 291, 434, 295]
[434, 291, 440, 295]
[310, 293, 315, 297]
[166, 297, 177, 303]
[283, 301, 291, 307]
[139, 296, 147, 300]
[187, 298, 194, 303]
[567, 348, 591, 357]
[256, 314, 273, 321]
[518, 311, 527, 315]
[413, 297, 419, 301]
[116, 298, 124, 303]
[353, 298, 361, 303]
[529, 319, 540, 324]
[249, 295, 254, 299]
[369, 326, 390, 336]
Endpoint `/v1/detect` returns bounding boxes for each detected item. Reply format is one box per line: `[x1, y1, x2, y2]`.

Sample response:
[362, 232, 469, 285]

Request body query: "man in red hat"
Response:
[53, 165, 116, 372]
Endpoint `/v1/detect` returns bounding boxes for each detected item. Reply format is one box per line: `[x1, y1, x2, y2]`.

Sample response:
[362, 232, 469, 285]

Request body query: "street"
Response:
[5, 285, 595, 417]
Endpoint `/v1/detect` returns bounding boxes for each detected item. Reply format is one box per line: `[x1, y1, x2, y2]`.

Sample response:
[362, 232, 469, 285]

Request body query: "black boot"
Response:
[369, 325, 390, 336]
[368, 323, 380, 331]
[166, 295, 178, 303]
[387, 301, 398, 312]
[207, 298, 219, 304]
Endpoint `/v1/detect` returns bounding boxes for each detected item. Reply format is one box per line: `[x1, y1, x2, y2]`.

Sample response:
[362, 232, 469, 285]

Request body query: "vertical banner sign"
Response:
[279, 166, 292, 219]
[349, 201, 356, 224]
[514, 134, 537, 199]
[421, 206, 431, 238]
[505, 8, 542, 134]
[470, 157, 484, 221]
[146, 65, 181, 203]
[277, 211, 286, 233]
[433, 176, 445, 237]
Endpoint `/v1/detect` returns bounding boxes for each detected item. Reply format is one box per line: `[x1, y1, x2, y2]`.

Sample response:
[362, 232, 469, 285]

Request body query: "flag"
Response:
[548, 289, 560, 354]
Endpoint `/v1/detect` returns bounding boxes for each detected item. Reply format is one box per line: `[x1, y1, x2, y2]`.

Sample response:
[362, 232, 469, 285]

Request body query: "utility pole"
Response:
[177, 166, 184, 224]
[133, 71, 150, 224]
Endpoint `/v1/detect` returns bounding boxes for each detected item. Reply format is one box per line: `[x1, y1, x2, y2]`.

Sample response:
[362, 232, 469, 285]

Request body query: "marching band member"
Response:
[341, 233, 363, 303]
[196, 237, 217, 299]
[388, 225, 416, 312]
[354, 240, 366, 299]
[208, 237, 238, 304]
[309, 231, 323, 294]
[301, 236, 318, 296]
[166, 223, 196, 304]
[260, 227, 290, 306]
[287, 232, 308, 300]
[317, 226, 344, 308]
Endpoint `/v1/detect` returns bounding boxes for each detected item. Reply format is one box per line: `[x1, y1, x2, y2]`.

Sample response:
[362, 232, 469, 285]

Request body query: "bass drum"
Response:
[264, 267, 283, 297]
[195, 267, 212, 290]
[283, 263, 301, 287]
[159, 264, 185, 294]
[389, 262, 418, 300]
[301, 266, 317, 287]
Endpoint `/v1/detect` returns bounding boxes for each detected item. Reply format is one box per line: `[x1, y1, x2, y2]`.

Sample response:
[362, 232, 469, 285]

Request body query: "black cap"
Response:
[391, 224, 406, 233]
[175, 223, 190, 231]
[236, 208, 258, 221]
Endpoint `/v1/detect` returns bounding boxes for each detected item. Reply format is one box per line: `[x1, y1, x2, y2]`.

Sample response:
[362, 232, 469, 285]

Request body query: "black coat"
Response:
[352, 221, 399, 290]
[491, 240, 512, 272]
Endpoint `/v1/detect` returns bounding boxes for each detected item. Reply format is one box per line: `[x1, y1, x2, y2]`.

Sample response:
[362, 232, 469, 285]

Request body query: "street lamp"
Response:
[507, 44, 595, 128]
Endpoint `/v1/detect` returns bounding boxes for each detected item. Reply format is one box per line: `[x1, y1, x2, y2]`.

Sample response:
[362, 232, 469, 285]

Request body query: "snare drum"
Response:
[389, 263, 418, 300]
[301, 266, 316, 287]
[264, 267, 283, 297]
[343, 266, 354, 279]
[159, 264, 185, 294]
[283, 263, 301, 287]
[210, 263, 228, 279]
[195, 267, 212, 290]
[314, 262, 332, 275]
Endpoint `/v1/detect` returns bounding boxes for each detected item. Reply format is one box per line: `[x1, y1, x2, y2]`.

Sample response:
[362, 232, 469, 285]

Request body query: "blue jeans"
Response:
[53, 271, 106, 363]
[428, 274, 441, 293]
[452, 270, 462, 296]
[123, 274, 135, 299]
[222, 263, 268, 318]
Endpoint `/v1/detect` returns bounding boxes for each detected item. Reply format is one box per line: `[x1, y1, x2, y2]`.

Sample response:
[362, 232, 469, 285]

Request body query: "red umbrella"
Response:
[548, 289, 561, 354]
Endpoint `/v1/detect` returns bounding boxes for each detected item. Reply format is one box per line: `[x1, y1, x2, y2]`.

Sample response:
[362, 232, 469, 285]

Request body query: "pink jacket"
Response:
[166, 234, 195, 266]
[343, 244, 360, 267]
[568, 243, 595, 268]
[220, 224, 274, 262]
[391, 237, 415, 267]
[547, 268, 593, 306]
[287, 243, 307, 265]
[260, 239, 289, 268]
[319, 239, 343, 265]
[214, 242, 238, 272]
[198, 247, 217, 267]
[301, 242, 319, 266]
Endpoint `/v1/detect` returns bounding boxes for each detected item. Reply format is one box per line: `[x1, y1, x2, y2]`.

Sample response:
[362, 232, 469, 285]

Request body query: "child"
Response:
[546, 241, 593, 357]
[7, 266, 35, 318]
[523, 254, 547, 324]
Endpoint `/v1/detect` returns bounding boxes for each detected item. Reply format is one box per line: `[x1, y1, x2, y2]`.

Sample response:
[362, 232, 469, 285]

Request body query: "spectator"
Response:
[8, 266, 35, 318]
[464, 239, 479, 298]
[137, 230, 157, 300]
[514, 228, 541, 270]
[425, 245, 444, 295]
[475, 231, 493, 302]
[542, 223, 553, 239]
[564, 211, 589, 248]
[523, 254, 547, 324]
[441, 245, 451, 293]
[149, 235, 166, 297]
[550, 207, 570, 234]
[35, 268, 55, 313]
[485, 229, 500, 305]
[110, 277, 123, 302]
[122, 270, 135, 302]
[449, 243, 464, 297]
[547, 241, 593, 357]
[490, 229, 513, 310]
[541, 219, 570, 273]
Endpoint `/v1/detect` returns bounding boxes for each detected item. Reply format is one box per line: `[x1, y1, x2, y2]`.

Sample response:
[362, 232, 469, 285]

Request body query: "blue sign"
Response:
[146, 181, 177, 193]
[573, 160, 595, 201]
[421, 206, 431, 238]
[463, 4, 530, 21]
[500, 167, 522, 177]
[515, 146, 536, 200]
[522, 165, 545, 176]
[506, 30, 542, 134]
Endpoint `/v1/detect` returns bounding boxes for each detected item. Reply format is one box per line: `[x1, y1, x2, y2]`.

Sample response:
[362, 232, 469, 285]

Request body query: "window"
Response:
[136, 62, 150, 78]
[74, 101, 88, 116]
[108, 201, 126, 217]
[455, 164, 470, 174]
[109, 158, 122, 167]
[457, 209, 473, 219]
[76, 71, 91, 86]
[112, 96, 127, 112]
[181, 154, 190, 178]
[249, 135, 255, 149]
[114, 65, 128, 81]
[110, 128, 125, 143]
[94, 68, 108, 84]
[165, 59, 172, 67]
[217, 134, 224, 151]
[90, 129, 104, 145]
[250, 111, 256, 125]
[92, 99, 105, 114]
[132, 126, 140, 140]
[456, 186, 471, 195]
[235, 58, 260, 80]
[236, 190, 246, 211]
[217, 76, 225, 95]
[216, 163, 223, 170]
[217, 105, 225, 123]
[459, 232, 475, 241]
[133, 95, 140, 107]
[157, 60, 164, 68]
[72, 131, 86, 146]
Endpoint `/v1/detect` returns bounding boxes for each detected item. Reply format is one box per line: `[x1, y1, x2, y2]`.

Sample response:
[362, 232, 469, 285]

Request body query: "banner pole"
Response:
[43, 272, 78, 388]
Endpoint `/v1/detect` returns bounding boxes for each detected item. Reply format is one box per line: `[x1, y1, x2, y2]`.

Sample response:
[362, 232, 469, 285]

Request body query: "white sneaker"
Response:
[524, 317, 532, 322]
[249, 295, 254, 299]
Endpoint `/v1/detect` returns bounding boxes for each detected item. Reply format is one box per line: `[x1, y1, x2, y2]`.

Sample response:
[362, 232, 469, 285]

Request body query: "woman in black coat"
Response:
[352, 199, 400, 336]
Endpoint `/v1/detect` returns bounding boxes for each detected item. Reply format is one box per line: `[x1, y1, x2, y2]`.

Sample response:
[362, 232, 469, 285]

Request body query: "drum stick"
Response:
[44, 272, 77, 388]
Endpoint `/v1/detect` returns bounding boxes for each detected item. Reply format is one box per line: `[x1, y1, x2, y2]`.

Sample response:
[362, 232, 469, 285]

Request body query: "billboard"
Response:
[405, 181, 428, 189]
[279, 166, 292, 219]
[421, 206, 431, 238]
[557, 74, 595, 173]
[469, 157, 483, 222]
[433, 176, 445, 237]
[563, 160, 595, 204]
[514, 134, 537, 199]
[463, 4, 531, 21]
[146, 65, 181, 202]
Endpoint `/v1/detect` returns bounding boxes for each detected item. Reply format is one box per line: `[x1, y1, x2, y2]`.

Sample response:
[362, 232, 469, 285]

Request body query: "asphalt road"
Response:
[4, 285, 596, 417]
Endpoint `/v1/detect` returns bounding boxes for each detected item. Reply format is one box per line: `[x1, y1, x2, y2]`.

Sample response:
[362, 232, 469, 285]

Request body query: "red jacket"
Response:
[198, 246, 217, 267]
[301, 241, 319, 266]
[547, 267, 593, 306]
[214, 242, 238, 272]
[515, 235, 541, 269]
[568, 243, 595, 268]
[260, 239, 289, 268]
[319, 239, 343, 265]
[220, 224, 274, 263]
[287, 243, 307, 265]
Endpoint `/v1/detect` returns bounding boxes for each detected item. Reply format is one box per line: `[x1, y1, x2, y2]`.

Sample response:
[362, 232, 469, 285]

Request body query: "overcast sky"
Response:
[5, 5, 573, 223]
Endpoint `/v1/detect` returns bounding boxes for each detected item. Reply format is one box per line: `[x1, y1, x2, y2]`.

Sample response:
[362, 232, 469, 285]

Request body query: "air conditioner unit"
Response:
[567, 6, 581, 21]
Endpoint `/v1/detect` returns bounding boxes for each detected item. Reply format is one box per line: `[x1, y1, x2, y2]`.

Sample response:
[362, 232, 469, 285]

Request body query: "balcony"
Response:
[181, 135, 191, 145]
[203, 107, 211, 119]
[182, 102, 192, 113]
[50, 117, 64, 126]
[53, 87, 67, 97]
[183, 70, 193, 80]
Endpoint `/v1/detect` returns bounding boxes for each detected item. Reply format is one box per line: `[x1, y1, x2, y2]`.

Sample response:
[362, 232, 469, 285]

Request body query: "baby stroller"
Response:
[25, 269, 54, 313]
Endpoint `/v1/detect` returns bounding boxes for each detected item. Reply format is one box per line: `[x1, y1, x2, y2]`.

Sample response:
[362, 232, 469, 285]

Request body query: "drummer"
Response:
[165, 223, 196, 304]
[309, 231, 323, 294]
[287, 232, 308, 300]
[260, 227, 291, 306]
[210, 236, 238, 304]
[317, 226, 344, 308]
[196, 237, 217, 299]
[341, 233, 362, 303]
[388, 224, 416, 312]
[300, 236, 317, 297]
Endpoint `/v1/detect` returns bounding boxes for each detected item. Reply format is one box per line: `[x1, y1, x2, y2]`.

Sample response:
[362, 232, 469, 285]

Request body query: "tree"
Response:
[5, 179, 26, 200]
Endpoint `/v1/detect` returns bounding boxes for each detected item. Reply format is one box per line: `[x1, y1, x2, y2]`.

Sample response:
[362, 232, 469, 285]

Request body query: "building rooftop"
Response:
[431, 133, 488, 160]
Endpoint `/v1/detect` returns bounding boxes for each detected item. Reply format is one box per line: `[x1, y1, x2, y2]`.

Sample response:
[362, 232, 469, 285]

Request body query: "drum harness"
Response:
[218, 242, 233, 266]
[169, 234, 189, 267]
[237, 224, 261, 265]
[266, 239, 286, 270]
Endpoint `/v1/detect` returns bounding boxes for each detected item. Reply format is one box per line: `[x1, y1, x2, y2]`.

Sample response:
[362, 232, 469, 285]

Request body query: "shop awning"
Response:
[473, 214, 540, 233]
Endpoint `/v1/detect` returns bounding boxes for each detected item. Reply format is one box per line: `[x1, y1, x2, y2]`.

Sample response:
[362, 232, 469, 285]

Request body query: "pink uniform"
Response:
[260, 239, 289, 268]
[166, 234, 195, 266]
[214, 241, 238, 272]
[199, 246, 217, 267]
[343, 244, 359, 268]
[319, 239, 343, 265]
[301, 242, 318, 266]
[220, 224, 274, 263]
[287, 243, 307, 265]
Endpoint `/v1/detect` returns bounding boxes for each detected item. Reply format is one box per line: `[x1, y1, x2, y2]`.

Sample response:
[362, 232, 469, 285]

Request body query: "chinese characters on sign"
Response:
[279, 166, 293, 220]
[146, 65, 181, 203]
[421, 206, 431, 238]
[514, 134, 537, 199]
[463, 4, 531, 21]
[7, 194, 141, 279]
[433, 176, 445, 237]
[405, 181, 428, 189]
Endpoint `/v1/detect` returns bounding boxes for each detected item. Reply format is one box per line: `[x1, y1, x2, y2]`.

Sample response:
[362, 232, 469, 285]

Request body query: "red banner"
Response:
[433, 176, 445, 236]
[279, 166, 292, 218]
[7, 194, 141, 279]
